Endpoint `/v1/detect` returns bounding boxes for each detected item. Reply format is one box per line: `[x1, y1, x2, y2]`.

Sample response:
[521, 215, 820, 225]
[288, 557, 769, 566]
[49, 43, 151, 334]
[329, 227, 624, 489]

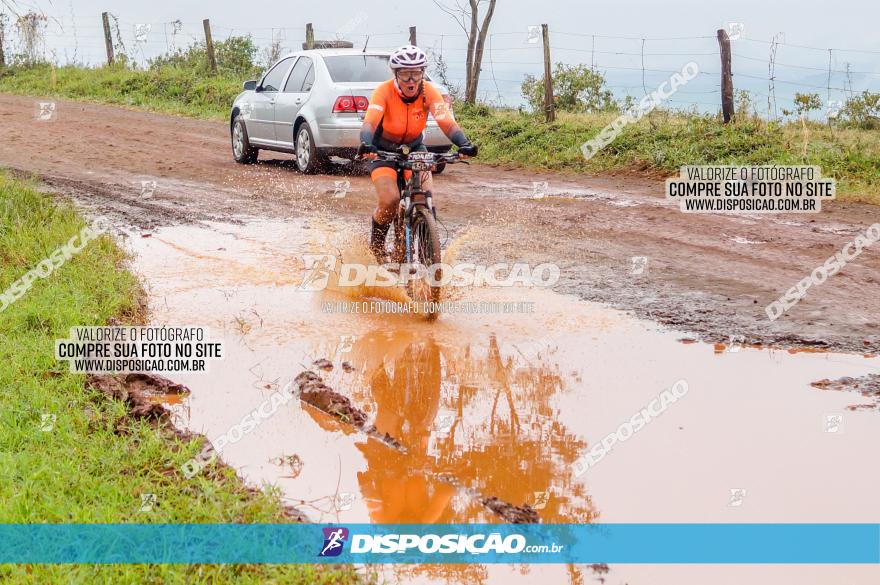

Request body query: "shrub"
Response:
[840, 91, 880, 130]
[149, 36, 259, 78]
[521, 63, 616, 114]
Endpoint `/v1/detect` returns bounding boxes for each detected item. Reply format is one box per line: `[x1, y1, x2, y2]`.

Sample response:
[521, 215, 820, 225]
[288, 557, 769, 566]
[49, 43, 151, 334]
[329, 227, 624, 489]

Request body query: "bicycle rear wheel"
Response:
[407, 206, 443, 320]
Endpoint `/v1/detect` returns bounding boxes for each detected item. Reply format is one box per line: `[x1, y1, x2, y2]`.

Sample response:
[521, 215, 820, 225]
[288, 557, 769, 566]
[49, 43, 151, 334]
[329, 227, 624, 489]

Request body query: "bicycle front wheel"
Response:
[407, 206, 443, 320]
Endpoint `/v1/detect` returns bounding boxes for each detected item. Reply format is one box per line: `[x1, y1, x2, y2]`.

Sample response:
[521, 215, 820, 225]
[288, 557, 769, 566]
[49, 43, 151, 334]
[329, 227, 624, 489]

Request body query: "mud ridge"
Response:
[480, 496, 540, 524]
[427, 473, 542, 524]
[86, 372, 188, 420]
[812, 374, 880, 410]
[294, 369, 405, 451]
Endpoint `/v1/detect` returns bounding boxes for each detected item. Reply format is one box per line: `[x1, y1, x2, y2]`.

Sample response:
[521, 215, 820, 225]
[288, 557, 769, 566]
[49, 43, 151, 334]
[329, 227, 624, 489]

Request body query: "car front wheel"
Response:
[294, 122, 326, 174]
[231, 115, 259, 164]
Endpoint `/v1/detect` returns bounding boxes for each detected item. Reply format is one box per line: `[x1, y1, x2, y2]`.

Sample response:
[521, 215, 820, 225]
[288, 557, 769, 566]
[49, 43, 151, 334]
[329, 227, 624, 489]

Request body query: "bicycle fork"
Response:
[402, 190, 434, 264]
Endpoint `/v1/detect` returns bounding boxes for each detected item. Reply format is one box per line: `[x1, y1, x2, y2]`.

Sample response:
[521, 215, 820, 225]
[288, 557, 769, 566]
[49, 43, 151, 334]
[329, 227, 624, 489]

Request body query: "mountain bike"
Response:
[370, 148, 466, 320]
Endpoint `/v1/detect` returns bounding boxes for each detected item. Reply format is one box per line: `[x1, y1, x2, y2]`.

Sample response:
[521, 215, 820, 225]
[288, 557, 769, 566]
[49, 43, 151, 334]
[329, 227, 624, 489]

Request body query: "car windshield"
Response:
[323, 55, 393, 82]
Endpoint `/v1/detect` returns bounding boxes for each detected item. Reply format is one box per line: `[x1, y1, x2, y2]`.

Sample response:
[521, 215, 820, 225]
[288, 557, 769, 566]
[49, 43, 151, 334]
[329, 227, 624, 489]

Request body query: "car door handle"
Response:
[268, 99, 275, 105]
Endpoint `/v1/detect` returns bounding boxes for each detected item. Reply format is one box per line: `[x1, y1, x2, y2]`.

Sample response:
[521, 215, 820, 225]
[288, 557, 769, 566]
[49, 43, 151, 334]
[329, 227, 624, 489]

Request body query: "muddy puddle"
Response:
[123, 217, 880, 585]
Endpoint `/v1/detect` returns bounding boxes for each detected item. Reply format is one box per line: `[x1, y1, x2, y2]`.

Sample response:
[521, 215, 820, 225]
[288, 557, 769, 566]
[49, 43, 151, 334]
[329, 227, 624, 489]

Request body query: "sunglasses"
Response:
[396, 70, 424, 83]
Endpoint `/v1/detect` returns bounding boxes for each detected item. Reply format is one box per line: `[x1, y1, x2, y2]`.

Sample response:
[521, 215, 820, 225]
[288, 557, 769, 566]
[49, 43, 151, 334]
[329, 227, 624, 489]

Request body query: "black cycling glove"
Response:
[449, 128, 477, 156]
[458, 143, 478, 157]
[357, 142, 377, 158]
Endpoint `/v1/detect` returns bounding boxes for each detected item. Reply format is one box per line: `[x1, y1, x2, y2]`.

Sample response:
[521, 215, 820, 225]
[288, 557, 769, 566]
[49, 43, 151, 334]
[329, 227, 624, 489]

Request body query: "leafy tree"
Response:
[840, 91, 880, 130]
[792, 92, 822, 118]
[782, 93, 822, 156]
[149, 36, 259, 77]
[521, 63, 616, 114]
[216, 36, 260, 76]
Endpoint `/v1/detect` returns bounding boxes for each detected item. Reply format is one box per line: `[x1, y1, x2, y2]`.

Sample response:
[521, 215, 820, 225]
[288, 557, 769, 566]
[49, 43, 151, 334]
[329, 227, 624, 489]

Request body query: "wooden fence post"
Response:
[102, 12, 114, 65]
[203, 19, 217, 73]
[305, 23, 314, 50]
[542, 24, 555, 122]
[0, 24, 6, 68]
[717, 28, 734, 122]
[409, 26, 417, 45]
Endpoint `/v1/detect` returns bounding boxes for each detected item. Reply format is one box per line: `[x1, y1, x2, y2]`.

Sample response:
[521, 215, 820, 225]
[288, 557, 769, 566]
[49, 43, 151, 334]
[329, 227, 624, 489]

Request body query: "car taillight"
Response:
[333, 95, 369, 113]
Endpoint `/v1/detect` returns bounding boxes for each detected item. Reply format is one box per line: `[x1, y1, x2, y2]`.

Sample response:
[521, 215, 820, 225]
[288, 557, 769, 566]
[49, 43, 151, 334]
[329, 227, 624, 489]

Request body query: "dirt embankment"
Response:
[86, 370, 309, 521]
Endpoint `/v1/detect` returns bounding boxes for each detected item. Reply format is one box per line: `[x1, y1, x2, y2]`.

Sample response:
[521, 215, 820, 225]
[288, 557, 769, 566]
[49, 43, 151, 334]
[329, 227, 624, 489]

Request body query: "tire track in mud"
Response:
[9, 168, 213, 230]
[459, 198, 880, 356]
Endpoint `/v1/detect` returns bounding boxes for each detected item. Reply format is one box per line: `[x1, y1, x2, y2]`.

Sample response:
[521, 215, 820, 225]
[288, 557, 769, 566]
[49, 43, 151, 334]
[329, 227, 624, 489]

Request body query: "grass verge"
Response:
[0, 64, 877, 203]
[0, 173, 360, 583]
[457, 107, 880, 205]
[0, 64, 239, 120]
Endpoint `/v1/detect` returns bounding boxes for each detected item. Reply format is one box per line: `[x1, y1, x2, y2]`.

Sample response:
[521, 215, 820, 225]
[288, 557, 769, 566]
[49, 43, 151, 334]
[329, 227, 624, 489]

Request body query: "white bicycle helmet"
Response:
[389, 45, 427, 70]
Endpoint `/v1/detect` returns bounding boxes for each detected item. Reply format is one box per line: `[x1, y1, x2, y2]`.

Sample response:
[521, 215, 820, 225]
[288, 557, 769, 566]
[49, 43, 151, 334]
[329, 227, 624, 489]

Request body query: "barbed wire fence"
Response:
[3, 11, 878, 120]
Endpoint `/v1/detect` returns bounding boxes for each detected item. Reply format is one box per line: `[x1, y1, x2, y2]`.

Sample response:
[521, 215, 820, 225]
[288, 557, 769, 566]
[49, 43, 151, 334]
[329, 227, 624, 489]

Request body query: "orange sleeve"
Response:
[424, 82, 458, 135]
[363, 83, 389, 130]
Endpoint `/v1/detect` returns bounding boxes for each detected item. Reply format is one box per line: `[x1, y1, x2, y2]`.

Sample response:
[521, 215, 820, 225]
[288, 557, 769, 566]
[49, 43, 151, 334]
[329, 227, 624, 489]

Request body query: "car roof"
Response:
[279, 48, 392, 60]
[266, 48, 447, 91]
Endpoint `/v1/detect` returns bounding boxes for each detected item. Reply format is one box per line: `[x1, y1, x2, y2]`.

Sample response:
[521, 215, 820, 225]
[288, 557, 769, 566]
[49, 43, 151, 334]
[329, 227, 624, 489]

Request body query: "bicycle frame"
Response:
[368, 148, 462, 266]
[396, 169, 435, 264]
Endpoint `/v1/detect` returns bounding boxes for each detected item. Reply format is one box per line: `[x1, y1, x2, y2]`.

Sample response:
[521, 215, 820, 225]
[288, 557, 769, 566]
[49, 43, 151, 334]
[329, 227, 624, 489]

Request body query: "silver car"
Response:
[230, 48, 453, 174]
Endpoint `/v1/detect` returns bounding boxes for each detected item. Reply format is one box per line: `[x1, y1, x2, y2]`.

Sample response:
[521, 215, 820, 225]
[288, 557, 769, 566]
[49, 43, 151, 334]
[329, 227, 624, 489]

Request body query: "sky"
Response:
[5, 0, 879, 113]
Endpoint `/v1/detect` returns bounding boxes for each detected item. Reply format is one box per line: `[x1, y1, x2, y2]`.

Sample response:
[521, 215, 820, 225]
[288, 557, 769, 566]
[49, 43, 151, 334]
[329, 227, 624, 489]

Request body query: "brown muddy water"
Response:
[124, 217, 880, 585]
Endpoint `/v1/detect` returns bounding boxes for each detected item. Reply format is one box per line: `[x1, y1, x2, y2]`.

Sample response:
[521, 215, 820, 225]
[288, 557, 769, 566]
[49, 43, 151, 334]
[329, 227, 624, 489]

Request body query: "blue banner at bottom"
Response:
[0, 524, 877, 564]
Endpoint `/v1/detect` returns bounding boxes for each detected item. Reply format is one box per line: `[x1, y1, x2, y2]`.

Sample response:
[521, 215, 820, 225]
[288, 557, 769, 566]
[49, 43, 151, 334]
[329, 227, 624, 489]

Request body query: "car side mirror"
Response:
[244, 80, 257, 91]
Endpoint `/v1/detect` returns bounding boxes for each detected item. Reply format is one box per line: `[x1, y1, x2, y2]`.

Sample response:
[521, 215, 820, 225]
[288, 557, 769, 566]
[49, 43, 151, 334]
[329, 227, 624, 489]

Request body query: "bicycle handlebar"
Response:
[357, 148, 467, 166]
[376, 151, 460, 161]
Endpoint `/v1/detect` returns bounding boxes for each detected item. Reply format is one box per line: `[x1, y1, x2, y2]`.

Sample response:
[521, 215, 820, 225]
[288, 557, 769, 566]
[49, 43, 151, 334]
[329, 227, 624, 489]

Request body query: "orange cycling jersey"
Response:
[362, 80, 459, 147]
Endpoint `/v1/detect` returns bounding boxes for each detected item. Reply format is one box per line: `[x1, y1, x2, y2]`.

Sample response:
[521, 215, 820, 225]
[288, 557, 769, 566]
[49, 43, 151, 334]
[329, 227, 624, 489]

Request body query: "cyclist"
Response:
[357, 45, 478, 262]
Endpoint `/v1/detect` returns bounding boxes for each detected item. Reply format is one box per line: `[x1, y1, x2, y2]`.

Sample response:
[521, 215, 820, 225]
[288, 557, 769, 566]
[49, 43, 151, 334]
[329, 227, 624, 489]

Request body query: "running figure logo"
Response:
[299, 254, 336, 291]
[318, 527, 349, 557]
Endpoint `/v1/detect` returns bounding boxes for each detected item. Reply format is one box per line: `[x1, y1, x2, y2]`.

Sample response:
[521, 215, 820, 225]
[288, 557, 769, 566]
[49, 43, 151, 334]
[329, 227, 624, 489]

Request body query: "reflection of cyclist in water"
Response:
[298, 330, 592, 526]
[355, 334, 455, 522]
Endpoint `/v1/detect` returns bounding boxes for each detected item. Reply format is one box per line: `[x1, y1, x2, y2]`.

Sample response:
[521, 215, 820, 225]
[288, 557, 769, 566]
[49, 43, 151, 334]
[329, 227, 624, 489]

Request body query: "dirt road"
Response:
[2, 93, 878, 353]
[4, 94, 880, 584]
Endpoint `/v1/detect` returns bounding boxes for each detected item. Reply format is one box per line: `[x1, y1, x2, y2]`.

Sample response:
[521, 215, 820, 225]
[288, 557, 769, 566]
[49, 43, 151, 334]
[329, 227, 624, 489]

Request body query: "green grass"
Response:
[1, 64, 878, 203]
[0, 173, 360, 583]
[458, 107, 880, 204]
[0, 64, 241, 120]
